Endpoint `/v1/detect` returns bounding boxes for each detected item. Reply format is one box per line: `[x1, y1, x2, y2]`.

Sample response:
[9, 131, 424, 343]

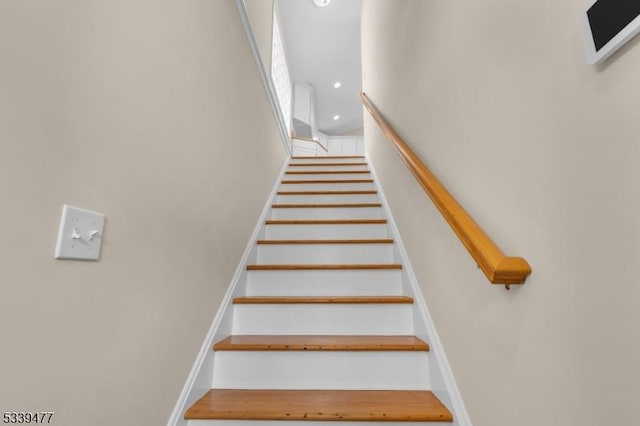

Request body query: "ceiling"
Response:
[277, 0, 363, 136]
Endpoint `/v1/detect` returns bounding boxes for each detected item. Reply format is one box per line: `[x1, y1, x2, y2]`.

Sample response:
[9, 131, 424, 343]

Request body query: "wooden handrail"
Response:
[360, 92, 531, 286]
[291, 134, 329, 153]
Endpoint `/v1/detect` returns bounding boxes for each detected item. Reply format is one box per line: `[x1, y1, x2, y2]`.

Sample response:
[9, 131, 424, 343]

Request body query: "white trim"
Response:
[234, 0, 291, 153]
[167, 157, 290, 426]
[366, 156, 473, 426]
[580, 0, 640, 64]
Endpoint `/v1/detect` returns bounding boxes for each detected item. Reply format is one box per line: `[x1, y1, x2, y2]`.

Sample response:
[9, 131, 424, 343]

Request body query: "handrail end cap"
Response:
[491, 257, 532, 285]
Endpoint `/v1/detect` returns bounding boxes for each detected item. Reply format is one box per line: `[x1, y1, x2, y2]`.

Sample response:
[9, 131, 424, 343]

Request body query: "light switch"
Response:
[54, 205, 106, 261]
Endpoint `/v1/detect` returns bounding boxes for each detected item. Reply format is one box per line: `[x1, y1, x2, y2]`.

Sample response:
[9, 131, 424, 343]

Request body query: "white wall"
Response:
[362, 1, 640, 426]
[292, 82, 316, 138]
[271, 7, 293, 135]
[327, 136, 364, 156]
[0, 1, 285, 425]
[310, 132, 364, 157]
[337, 127, 365, 137]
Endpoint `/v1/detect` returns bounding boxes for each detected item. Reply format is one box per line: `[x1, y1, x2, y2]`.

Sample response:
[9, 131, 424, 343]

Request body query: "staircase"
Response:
[176, 155, 458, 425]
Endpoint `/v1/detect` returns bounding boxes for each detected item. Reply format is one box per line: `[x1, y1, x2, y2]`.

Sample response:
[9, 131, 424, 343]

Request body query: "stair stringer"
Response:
[367, 155, 473, 426]
[167, 157, 290, 426]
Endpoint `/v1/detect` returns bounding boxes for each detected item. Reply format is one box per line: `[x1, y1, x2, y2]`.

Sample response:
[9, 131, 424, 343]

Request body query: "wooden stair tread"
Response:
[277, 190, 378, 195]
[272, 203, 381, 208]
[286, 170, 370, 174]
[288, 162, 368, 167]
[247, 264, 403, 270]
[257, 239, 393, 244]
[282, 179, 374, 184]
[233, 296, 413, 304]
[184, 389, 453, 421]
[292, 155, 365, 159]
[265, 219, 387, 225]
[213, 335, 429, 351]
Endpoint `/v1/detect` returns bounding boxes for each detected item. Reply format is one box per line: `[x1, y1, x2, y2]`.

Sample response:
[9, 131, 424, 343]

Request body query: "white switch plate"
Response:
[54, 205, 106, 261]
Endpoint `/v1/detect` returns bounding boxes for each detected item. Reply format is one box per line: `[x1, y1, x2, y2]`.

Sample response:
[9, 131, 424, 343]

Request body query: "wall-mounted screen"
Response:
[580, 0, 640, 64]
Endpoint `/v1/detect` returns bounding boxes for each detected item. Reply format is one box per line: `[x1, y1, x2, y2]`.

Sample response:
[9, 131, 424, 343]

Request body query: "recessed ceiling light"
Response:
[333, 82, 342, 88]
[313, 0, 331, 7]
[333, 115, 340, 120]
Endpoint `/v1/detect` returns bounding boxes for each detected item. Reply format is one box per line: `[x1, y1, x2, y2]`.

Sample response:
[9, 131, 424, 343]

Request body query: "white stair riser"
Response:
[286, 165, 369, 172]
[245, 269, 403, 296]
[212, 351, 430, 390]
[290, 158, 366, 164]
[283, 172, 371, 181]
[264, 223, 389, 239]
[292, 140, 321, 155]
[279, 182, 375, 191]
[275, 194, 379, 204]
[271, 207, 383, 220]
[256, 244, 395, 264]
[232, 304, 413, 335]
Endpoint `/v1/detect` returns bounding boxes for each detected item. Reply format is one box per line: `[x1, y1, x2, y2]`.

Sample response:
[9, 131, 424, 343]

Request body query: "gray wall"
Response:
[0, 1, 285, 424]
[362, 1, 640, 425]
